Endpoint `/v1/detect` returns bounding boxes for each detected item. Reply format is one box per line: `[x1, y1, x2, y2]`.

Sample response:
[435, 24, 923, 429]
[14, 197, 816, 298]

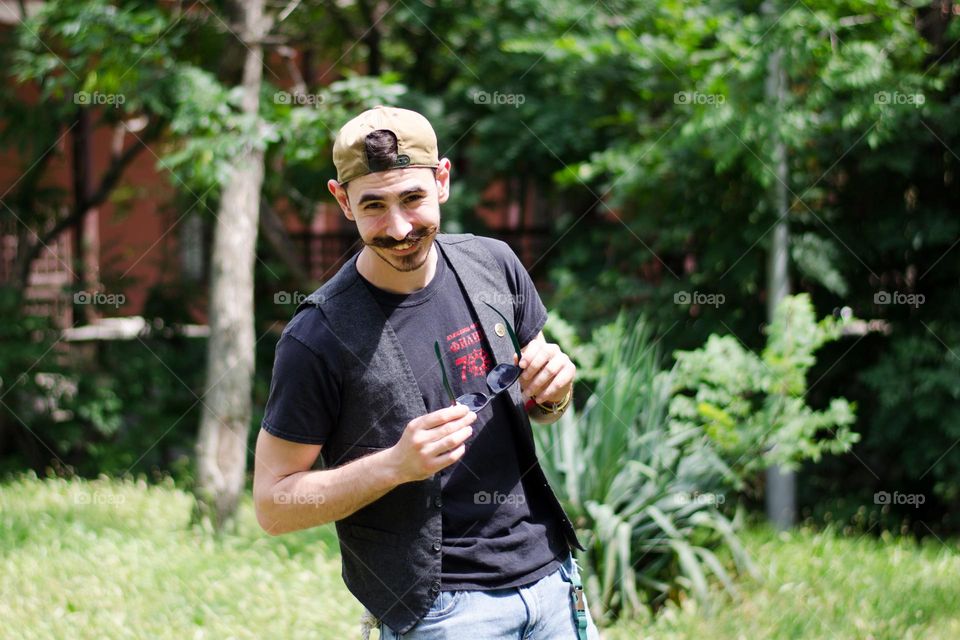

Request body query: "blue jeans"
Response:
[379, 553, 601, 639]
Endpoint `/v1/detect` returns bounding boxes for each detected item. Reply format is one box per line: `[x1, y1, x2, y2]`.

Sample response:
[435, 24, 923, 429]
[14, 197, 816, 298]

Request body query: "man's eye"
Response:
[364, 203, 384, 211]
[404, 195, 424, 204]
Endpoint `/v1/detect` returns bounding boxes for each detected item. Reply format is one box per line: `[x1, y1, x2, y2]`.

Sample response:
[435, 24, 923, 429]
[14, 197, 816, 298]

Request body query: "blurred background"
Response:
[0, 0, 958, 638]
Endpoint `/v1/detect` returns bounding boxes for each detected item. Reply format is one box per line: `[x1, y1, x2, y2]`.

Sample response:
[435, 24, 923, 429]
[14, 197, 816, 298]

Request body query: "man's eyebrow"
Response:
[357, 187, 428, 206]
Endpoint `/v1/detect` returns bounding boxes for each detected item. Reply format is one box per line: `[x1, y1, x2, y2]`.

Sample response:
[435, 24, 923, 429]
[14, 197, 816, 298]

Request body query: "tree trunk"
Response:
[71, 106, 96, 325]
[194, 0, 270, 531]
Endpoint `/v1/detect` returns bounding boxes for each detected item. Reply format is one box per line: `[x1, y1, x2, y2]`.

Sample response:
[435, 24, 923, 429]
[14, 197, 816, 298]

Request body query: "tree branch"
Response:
[277, 0, 302, 22]
[17, 118, 165, 291]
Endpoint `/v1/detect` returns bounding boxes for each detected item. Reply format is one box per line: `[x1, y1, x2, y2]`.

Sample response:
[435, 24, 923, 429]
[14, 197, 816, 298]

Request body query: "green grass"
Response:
[2, 475, 958, 639]
[0, 473, 358, 640]
[606, 526, 960, 640]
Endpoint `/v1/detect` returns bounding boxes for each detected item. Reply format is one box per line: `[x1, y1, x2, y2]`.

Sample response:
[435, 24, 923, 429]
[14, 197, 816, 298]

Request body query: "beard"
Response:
[365, 224, 439, 273]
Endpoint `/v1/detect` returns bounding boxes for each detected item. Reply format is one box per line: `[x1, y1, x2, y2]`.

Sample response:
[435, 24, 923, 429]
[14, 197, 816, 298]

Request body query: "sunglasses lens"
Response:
[457, 392, 489, 412]
[488, 364, 521, 393]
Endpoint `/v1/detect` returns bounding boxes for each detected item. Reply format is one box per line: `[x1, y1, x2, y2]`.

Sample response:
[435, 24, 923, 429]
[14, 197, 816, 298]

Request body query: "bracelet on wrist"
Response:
[535, 387, 572, 414]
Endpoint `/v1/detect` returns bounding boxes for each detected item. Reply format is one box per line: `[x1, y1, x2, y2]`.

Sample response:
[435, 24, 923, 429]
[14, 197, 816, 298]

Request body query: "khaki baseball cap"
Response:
[332, 105, 440, 184]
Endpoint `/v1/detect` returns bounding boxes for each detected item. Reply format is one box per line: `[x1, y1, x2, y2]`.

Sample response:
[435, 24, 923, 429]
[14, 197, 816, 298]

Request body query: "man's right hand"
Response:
[388, 403, 477, 483]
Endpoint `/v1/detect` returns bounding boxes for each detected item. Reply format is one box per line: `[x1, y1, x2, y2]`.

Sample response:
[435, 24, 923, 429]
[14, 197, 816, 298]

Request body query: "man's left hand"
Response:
[514, 331, 575, 404]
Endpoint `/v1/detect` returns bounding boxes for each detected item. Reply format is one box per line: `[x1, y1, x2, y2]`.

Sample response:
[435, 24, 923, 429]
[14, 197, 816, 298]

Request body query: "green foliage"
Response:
[0, 310, 206, 483]
[0, 288, 66, 475]
[3, 0, 958, 539]
[1, 0, 204, 255]
[530, 0, 950, 340]
[539, 295, 860, 621]
[537, 312, 755, 622]
[163, 69, 411, 218]
[859, 327, 960, 509]
[669, 294, 859, 482]
[11, 0, 187, 119]
[502, 0, 957, 529]
[0, 305, 281, 485]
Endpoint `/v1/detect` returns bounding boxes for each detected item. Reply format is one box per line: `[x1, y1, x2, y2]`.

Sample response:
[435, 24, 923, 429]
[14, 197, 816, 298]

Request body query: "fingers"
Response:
[413, 403, 471, 430]
[410, 410, 475, 444]
[439, 443, 468, 466]
[405, 407, 476, 475]
[519, 341, 575, 402]
[519, 343, 558, 385]
[531, 361, 575, 402]
[422, 420, 474, 458]
[518, 339, 550, 374]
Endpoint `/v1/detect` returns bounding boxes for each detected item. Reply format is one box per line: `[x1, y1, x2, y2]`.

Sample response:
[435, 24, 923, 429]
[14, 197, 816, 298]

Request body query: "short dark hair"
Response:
[364, 129, 400, 172]
[343, 129, 398, 195]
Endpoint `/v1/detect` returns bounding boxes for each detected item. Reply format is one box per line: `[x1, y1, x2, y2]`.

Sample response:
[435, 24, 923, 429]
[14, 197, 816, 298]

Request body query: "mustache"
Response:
[369, 225, 437, 249]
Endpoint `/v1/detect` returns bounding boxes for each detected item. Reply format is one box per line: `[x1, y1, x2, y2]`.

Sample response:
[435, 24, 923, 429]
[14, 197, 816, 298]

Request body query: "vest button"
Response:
[433, 540, 442, 552]
[431, 581, 441, 592]
[434, 496, 442, 508]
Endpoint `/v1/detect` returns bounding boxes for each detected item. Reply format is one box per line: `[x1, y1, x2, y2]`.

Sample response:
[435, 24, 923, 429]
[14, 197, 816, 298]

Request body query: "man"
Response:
[253, 106, 600, 639]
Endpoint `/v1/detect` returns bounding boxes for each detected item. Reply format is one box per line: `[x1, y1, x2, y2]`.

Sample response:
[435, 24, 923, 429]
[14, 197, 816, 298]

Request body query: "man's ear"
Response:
[328, 179, 354, 220]
[435, 158, 452, 204]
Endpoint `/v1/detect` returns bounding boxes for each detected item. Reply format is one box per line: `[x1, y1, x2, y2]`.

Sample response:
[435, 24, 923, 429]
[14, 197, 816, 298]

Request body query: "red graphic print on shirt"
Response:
[445, 322, 492, 382]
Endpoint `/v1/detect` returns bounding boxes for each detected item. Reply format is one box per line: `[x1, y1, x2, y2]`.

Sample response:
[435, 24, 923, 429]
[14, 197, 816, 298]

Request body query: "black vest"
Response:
[293, 233, 584, 634]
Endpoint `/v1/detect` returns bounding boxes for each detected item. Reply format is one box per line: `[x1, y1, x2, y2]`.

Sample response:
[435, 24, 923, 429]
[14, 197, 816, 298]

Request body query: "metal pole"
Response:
[762, 2, 796, 530]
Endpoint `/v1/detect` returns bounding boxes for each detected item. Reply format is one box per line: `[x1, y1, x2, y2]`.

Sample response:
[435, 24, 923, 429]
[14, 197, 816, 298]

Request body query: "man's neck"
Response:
[356, 243, 439, 294]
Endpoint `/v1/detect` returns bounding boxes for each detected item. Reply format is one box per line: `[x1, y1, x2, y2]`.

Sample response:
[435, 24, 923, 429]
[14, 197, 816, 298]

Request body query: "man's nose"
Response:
[384, 205, 413, 240]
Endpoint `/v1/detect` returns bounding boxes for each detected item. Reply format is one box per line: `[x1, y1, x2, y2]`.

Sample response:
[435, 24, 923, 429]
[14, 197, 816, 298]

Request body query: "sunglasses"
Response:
[433, 301, 522, 412]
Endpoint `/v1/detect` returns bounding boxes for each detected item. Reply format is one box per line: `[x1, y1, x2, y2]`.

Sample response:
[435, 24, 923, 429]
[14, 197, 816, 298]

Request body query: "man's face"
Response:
[329, 161, 450, 273]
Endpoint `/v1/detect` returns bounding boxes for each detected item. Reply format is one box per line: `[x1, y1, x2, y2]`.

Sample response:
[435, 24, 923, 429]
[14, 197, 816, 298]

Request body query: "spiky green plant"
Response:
[536, 313, 756, 623]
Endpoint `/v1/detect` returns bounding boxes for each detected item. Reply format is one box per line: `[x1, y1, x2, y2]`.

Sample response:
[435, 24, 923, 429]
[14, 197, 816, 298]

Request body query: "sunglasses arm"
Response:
[434, 341, 459, 406]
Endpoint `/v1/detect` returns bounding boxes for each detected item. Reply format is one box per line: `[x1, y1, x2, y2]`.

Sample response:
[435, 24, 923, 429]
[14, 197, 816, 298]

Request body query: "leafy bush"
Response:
[0, 287, 69, 476]
[536, 313, 755, 623]
[669, 294, 859, 489]
[537, 294, 859, 622]
[834, 325, 960, 532]
[0, 314, 205, 482]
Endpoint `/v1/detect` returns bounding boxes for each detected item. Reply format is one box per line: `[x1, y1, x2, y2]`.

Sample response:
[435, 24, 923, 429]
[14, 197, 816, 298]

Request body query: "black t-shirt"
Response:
[261, 236, 567, 590]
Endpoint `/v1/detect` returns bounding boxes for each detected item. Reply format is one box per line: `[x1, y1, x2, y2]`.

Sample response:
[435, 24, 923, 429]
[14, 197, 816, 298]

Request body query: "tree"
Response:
[4, 0, 186, 316]
[193, 0, 273, 530]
